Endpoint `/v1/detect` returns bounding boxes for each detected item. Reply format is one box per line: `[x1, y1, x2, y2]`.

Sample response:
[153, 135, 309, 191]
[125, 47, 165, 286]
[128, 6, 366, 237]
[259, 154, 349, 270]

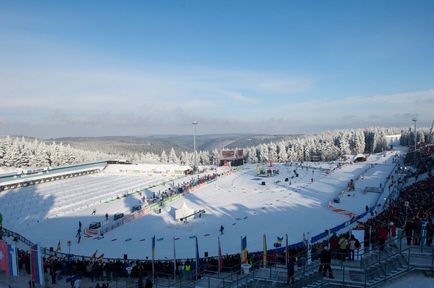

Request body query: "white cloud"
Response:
[219, 91, 260, 104]
[0, 29, 431, 137]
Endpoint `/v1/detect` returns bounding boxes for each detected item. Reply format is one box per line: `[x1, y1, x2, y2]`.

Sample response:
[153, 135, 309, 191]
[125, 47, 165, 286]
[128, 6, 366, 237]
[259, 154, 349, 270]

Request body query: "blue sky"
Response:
[0, 0, 433, 137]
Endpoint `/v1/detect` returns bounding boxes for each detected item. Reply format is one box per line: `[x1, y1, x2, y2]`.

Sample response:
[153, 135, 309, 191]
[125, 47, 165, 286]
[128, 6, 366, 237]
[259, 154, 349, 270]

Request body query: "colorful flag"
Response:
[263, 234, 267, 268]
[0, 240, 18, 276]
[218, 236, 223, 272]
[0, 240, 10, 274]
[241, 236, 248, 264]
[30, 244, 44, 286]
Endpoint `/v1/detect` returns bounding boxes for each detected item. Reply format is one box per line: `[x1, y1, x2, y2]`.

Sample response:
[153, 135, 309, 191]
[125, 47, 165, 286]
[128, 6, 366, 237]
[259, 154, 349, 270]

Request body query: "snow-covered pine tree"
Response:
[364, 129, 376, 154]
[429, 121, 434, 144]
[211, 149, 220, 165]
[0, 138, 6, 166]
[374, 130, 387, 152]
[35, 142, 51, 167]
[160, 150, 168, 163]
[257, 144, 268, 163]
[168, 148, 180, 164]
[417, 130, 425, 144]
[199, 151, 210, 165]
[277, 142, 288, 162]
[268, 142, 278, 162]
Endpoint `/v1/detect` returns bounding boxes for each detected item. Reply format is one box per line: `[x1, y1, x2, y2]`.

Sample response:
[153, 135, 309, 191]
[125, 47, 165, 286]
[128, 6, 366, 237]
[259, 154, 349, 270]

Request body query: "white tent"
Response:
[175, 202, 195, 221]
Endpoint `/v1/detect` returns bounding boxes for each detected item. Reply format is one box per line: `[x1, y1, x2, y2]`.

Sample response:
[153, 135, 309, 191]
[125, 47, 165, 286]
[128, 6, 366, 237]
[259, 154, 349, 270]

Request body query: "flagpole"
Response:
[307, 232, 311, 265]
[218, 236, 221, 277]
[152, 236, 155, 284]
[173, 237, 176, 281]
[240, 236, 242, 265]
[263, 234, 267, 268]
[195, 236, 199, 281]
[285, 233, 288, 267]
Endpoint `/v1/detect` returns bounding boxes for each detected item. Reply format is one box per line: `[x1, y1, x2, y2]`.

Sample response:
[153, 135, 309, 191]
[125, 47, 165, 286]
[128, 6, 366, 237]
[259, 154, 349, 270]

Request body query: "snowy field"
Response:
[0, 149, 405, 260]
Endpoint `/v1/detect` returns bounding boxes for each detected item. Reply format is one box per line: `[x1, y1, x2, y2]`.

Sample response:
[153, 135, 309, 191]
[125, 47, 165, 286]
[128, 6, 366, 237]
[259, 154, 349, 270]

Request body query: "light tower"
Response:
[192, 121, 199, 172]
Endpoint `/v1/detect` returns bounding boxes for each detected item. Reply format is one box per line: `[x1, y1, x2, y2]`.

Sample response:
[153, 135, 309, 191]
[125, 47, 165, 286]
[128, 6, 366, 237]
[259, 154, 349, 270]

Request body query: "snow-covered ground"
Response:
[0, 149, 406, 261]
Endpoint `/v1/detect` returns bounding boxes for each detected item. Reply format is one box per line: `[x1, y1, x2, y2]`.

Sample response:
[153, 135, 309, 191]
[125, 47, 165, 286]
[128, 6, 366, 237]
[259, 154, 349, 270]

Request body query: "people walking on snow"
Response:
[91, 209, 96, 215]
[220, 225, 224, 235]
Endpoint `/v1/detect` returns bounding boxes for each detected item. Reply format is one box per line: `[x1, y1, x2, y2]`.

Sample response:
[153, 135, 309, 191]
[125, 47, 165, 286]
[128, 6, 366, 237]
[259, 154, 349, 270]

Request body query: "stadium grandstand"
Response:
[0, 161, 107, 192]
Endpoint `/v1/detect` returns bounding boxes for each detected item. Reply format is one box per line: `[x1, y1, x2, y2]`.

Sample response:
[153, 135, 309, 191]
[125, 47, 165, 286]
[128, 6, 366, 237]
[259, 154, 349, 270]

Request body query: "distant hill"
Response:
[51, 134, 299, 155]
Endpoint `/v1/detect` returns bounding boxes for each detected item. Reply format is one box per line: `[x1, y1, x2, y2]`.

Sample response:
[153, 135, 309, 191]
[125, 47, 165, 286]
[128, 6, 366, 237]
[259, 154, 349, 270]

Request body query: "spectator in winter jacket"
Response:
[378, 225, 388, 251]
[404, 220, 413, 245]
[348, 235, 357, 261]
[320, 246, 334, 278]
[413, 217, 422, 245]
[329, 234, 339, 258]
[338, 235, 348, 261]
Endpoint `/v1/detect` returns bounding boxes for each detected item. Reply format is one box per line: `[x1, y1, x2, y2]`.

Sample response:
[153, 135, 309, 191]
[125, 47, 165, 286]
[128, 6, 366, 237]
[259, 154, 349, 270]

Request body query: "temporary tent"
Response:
[175, 202, 195, 221]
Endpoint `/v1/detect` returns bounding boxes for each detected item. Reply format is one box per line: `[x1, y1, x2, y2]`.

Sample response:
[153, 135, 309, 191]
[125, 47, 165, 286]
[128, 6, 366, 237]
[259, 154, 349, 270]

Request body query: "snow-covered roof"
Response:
[354, 154, 366, 159]
[105, 163, 192, 174]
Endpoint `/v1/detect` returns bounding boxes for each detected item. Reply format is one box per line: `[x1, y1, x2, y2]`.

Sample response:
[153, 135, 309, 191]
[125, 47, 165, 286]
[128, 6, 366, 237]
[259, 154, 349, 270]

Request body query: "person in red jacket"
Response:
[378, 225, 388, 251]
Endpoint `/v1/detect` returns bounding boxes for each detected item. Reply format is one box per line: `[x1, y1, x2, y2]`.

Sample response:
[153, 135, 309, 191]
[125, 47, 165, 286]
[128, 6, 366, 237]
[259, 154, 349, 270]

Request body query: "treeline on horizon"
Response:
[0, 126, 433, 169]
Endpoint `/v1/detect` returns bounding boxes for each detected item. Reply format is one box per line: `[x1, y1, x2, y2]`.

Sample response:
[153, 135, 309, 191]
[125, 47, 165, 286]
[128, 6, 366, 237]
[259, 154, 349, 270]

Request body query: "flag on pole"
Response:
[0, 240, 18, 276]
[241, 236, 248, 264]
[30, 244, 44, 286]
[0, 240, 10, 275]
[263, 234, 267, 268]
[218, 236, 223, 272]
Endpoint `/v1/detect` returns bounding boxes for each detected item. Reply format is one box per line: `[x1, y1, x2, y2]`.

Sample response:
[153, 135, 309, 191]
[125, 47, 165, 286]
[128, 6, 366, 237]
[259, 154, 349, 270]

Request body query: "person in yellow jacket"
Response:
[338, 235, 348, 261]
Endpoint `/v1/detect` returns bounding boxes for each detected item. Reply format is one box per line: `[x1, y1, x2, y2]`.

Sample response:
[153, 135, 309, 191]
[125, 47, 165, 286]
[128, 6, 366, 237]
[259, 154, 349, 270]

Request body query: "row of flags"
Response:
[0, 233, 291, 284]
[0, 240, 18, 277]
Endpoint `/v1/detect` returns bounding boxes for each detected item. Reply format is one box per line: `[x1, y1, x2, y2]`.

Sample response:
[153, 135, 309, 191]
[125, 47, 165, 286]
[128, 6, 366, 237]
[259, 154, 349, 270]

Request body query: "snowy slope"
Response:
[0, 149, 406, 260]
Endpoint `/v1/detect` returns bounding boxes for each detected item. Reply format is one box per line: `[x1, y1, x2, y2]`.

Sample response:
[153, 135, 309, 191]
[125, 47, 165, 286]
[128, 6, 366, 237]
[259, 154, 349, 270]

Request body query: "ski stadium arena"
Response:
[1, 149, 403, 261]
